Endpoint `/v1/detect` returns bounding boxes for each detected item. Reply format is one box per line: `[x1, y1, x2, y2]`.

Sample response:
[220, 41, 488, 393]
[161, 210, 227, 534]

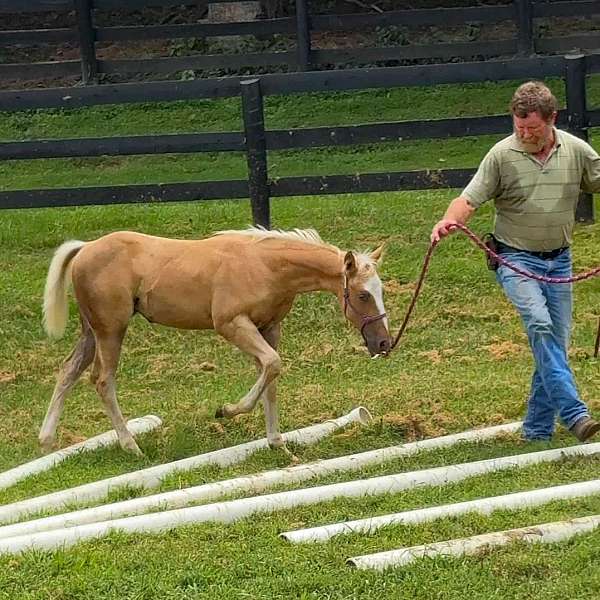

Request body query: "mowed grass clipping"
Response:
[1, 77, 600, 599]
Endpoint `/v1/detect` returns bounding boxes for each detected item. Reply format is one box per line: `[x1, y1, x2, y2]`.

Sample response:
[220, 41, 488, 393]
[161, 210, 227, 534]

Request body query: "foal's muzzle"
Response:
[365, 328, 391, 359]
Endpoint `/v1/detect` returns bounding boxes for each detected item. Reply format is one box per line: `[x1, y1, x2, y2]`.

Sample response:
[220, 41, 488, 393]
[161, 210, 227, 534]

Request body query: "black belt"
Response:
[496, 241, 569, 260]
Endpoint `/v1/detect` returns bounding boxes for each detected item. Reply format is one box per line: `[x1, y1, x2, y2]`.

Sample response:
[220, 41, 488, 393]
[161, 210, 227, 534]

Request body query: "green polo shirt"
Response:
[462, 128, 600, 251]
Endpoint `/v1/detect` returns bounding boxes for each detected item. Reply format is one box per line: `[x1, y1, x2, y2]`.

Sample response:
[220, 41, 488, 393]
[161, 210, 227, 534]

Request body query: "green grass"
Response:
[2, 74, 600, 194]
[2, 77, 600, 599]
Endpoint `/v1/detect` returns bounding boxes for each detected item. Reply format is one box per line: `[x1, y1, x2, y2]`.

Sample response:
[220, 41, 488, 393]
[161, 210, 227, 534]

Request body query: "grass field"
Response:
[1, 77, 600, 599]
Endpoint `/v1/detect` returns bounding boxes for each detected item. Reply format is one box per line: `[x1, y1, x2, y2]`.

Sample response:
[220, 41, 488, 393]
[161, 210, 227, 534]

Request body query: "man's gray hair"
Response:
[510, 81, 558, 120]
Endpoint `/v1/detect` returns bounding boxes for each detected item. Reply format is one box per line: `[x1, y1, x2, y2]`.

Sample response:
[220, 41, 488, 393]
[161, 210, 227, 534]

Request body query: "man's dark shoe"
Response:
[570, 416, 600, 442]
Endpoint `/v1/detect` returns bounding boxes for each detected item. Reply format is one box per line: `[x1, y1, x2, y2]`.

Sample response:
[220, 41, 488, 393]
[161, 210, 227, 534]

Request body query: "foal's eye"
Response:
[359, 291, 371, 302]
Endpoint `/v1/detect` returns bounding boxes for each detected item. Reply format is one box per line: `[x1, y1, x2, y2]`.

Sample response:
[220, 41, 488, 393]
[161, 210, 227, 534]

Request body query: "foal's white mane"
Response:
[213, 226, 377, 266]
[214, 226, 334, 249]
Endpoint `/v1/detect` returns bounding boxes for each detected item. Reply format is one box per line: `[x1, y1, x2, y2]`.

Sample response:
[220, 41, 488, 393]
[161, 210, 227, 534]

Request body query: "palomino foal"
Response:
[41, 227, 390, 455]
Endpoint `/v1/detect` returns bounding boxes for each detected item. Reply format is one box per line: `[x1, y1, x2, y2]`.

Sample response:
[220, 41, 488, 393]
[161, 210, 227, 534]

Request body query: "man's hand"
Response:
[431, 219, 460, 243]
[430, 196, 476, 243]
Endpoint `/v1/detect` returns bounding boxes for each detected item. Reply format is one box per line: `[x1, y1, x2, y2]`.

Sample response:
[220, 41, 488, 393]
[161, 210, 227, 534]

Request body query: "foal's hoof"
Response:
[39, 439, 55, 455]
[215, 404, 233, 419]
[267, 436, 285, 450]
[121, 439, 144, 457]
[273, 442, 299, 465]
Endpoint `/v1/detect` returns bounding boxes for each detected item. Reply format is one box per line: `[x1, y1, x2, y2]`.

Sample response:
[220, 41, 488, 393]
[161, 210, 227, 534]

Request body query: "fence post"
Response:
[565, 53, 594, 223]
[74, 0, 97, 84]
[241, 78, 270, 229]
[515, 0, 534, 55]
[295, 0, 311, 71]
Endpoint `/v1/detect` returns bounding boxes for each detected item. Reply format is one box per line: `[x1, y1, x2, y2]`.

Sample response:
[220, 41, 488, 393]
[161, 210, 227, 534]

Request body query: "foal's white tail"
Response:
[43, 241, 87, 339]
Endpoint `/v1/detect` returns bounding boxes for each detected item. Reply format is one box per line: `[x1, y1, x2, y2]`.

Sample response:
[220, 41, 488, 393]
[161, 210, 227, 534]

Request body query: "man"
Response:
[431, 80, 600, 442]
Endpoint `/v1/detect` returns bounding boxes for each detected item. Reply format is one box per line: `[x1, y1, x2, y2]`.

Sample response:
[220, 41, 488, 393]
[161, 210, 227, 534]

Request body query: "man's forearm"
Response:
[431, 195, 477, 242]
[443, 196, 476, 224]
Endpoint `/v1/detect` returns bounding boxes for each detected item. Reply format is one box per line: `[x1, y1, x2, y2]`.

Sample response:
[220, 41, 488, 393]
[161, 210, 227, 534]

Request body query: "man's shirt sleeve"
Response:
[461, 150, 500, 209]
[581, 143, 600, 193]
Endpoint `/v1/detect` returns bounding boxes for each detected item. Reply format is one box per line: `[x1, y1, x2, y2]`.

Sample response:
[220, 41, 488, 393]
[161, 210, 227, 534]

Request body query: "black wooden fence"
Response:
[2, 0, 600, 84]
[0, 53, 597, 225]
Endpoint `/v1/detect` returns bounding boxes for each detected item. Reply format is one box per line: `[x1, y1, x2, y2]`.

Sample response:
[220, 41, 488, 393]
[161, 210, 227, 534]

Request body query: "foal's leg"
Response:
[39, 318, 96, 453]
[215, 315, 282, 422]
[94, 329, 142, 456]
[259, 323, 285, 449]
[89, 352, 101, 386]
[257, 324, 298, 461]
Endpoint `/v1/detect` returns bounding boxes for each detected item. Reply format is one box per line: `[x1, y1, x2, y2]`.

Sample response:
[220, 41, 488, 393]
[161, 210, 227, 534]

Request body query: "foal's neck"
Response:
[278, 244, 343, 295]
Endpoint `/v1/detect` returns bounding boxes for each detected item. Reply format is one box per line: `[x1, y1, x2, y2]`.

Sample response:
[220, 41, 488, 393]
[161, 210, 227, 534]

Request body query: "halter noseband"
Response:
[342, 274, 387, 339]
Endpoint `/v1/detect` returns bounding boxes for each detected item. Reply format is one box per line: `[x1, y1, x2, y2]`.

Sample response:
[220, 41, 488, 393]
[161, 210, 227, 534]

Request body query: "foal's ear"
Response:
[344, 251, 357, 275]
[370, 244, 385, 265]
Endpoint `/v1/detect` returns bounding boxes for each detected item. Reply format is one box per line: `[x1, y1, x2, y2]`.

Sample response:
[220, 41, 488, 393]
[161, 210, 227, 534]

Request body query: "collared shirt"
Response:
[462, 128, 600, 251]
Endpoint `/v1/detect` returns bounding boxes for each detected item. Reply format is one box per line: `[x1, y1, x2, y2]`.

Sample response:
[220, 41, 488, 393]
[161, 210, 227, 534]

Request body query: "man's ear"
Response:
[344, 251, 357, 275]
[370, 244, 385, 265]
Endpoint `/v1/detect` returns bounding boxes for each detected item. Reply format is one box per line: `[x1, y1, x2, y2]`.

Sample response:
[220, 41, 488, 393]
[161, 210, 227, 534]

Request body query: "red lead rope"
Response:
[389, 224, 600, 356]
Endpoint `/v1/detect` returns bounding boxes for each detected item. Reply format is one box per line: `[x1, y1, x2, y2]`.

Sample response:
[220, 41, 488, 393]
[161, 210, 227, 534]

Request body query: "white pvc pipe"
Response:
[0, 420, 520, 536]
[0, 406, 371, 525]
[0, 416, 162, 492]
[1, 443, 598, 555]
[0, 420, 520, 539]
[281, 478, 600, 543]
[347, 514, 600, 570]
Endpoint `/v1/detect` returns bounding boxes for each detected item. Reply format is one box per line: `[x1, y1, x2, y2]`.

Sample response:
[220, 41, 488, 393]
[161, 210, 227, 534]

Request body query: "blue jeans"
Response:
[495, 248, 588, 440]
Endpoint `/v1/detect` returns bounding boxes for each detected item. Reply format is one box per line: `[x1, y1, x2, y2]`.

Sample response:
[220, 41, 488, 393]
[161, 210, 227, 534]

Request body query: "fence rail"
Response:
[1, 0, 600, 83]
[0, 56, 568, 111]
[309, 6, 516, 30]
[0, 53, 595, 224]
[95, 19, 297, 42]
[0, 169, 478, 211]
[0, 132, 245, 160]
[3, 112, 580, 160]
[0, 0, 72, 12]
